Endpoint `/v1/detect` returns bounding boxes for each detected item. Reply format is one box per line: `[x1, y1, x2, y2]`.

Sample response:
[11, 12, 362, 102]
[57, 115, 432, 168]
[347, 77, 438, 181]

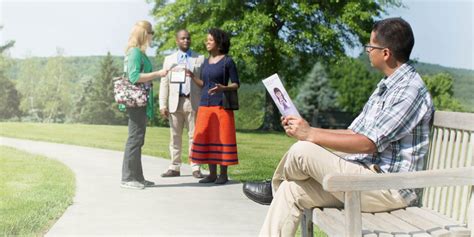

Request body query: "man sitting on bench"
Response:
[243, 17, 435, 237]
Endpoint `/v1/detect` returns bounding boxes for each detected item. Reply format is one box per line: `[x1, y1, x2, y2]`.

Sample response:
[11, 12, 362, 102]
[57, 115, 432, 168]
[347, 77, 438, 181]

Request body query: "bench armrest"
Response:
[322, 166, 474, 192]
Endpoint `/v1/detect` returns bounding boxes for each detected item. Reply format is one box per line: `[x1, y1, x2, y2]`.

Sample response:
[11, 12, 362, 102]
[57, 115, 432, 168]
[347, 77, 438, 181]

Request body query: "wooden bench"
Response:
[301, 111, 474, 237]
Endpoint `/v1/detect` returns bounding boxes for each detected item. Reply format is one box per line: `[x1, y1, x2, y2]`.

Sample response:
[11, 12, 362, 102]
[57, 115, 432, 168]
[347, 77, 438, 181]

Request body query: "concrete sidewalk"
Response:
[0, 137, 269, 236]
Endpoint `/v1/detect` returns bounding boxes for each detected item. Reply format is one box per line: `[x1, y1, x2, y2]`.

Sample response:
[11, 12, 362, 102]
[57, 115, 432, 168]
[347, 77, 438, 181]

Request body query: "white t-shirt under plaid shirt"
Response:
[346, 63, 434, 205]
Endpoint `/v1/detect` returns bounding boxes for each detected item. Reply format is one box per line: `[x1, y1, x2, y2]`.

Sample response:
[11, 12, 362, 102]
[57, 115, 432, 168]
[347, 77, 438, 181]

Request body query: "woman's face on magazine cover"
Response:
[275, 91, 284, 101]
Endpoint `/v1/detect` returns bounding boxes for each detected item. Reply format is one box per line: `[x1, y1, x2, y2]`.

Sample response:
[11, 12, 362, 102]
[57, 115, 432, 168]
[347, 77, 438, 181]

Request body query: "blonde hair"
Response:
[125, 20, 153, 54]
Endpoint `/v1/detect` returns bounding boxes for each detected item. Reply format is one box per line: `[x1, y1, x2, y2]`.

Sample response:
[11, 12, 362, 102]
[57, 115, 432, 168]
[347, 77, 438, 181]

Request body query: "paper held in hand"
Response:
[262, 73, 301, 117]
[170, 63, 186, 83]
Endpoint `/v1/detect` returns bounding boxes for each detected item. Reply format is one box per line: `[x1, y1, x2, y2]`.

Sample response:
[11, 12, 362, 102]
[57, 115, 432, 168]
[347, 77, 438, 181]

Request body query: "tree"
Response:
[422, 73, 463, 111]
[0, 26, 21, 120]
[295, 63, 336, 121]
[0, 26, 15, 54]
[15, 57, 44, 121]
[327, 57, 380, 115]
[78, 52, 126, 124]
[150, 0, 399, 130]
[16, 49, 77, 122]
[41, 49, 77, 122]
[0, 76, 22, 120]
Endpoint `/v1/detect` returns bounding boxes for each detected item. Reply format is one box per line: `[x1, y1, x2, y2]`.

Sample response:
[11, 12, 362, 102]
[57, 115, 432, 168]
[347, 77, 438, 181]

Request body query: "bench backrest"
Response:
[422, 111, 474, 224]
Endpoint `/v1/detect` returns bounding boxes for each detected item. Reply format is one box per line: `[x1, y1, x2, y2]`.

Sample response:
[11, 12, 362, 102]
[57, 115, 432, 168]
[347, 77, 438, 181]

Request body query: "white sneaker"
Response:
[121, 181, 145, 189]
[141, 180, 155, 187]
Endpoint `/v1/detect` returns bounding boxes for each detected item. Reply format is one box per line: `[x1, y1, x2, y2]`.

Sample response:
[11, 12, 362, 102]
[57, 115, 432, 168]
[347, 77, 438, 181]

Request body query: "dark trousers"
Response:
[122, 107, 147, 182]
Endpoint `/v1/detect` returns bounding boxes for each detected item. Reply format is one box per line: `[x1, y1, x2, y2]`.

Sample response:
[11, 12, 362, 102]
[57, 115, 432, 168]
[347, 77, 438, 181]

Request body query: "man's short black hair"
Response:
[372, 17, 414, 62]
[175, 29, 189, 38]
[208, 28, 230, 54]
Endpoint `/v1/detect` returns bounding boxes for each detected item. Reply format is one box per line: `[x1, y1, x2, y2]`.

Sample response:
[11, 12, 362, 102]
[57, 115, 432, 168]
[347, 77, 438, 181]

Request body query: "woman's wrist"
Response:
[158, 69, 166, 77]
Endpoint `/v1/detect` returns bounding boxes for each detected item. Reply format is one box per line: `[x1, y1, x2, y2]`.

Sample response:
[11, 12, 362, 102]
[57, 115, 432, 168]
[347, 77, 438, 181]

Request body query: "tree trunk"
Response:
[258, 1, 285, 131]
[258, 92, 283, 131]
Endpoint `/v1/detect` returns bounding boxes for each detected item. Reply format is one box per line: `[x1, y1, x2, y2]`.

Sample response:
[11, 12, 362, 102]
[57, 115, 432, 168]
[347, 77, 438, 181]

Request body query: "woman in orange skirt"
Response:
[187, 28, 239, 184]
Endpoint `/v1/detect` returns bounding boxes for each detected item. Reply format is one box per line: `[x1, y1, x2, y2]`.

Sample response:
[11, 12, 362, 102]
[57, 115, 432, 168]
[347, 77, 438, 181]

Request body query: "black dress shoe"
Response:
[214, 174, 228, 185]
[243, 180, 273, 205]
[199, 175, 217, 183]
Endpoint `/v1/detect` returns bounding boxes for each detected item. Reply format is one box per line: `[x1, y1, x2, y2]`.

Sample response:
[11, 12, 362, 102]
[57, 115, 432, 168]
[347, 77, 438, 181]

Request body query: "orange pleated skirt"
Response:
[190, 106, 238, 166]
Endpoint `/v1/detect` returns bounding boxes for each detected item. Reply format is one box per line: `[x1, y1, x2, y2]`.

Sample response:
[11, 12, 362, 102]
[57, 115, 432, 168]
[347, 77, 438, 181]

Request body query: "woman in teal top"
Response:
[121, 47, 155, 119]
[121, 20, 168, 190]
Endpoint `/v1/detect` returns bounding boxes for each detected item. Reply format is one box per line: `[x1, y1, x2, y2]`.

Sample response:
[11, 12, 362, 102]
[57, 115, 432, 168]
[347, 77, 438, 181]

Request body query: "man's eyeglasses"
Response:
[364, 44, 386, 53]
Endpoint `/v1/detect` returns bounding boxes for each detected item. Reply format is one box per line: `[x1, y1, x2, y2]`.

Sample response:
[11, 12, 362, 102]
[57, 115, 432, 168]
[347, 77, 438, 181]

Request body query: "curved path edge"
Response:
[0, 136, 268, 236]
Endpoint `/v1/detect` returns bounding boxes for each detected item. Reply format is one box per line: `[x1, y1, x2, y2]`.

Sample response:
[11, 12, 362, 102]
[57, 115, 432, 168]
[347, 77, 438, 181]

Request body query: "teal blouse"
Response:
[120, 47, 154, 120]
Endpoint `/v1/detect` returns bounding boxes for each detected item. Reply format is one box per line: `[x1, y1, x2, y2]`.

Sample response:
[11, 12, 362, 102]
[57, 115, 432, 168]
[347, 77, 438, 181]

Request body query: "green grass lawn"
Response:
[0, 122, 296, 181]
[0, 146, 75, 236]
[0, 122, 327, 236]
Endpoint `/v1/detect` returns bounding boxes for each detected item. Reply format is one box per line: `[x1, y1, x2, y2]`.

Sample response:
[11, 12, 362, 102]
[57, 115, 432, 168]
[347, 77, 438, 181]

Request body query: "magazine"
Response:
[262, 73, 301, 117]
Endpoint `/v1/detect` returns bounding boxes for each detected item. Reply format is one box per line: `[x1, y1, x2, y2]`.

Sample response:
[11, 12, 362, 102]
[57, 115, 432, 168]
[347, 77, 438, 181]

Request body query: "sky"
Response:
[0, 0, 473, 70]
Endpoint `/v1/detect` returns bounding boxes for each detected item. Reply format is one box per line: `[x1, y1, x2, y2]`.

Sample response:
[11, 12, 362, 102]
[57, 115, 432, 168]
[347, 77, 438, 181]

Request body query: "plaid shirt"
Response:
[346, 63, 434, 205]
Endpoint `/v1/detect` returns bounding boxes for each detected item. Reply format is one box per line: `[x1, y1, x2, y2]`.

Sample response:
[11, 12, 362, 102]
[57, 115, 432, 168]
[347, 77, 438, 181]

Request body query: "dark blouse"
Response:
[199, 56, 240, 106]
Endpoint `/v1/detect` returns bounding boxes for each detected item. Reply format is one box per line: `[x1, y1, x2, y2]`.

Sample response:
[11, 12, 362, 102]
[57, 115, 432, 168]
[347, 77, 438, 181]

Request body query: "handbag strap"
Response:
[222, 56, 228, 86]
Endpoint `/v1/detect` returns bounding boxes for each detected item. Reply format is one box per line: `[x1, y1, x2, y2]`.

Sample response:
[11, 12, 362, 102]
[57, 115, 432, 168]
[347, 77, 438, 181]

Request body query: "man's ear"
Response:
[383, 48, 392, 61]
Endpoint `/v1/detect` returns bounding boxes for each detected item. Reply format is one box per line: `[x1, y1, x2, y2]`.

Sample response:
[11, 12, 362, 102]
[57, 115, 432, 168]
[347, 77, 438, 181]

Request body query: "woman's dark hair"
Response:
[208, 28, 230, 54]
[273, 87, 287, 102]
[372, 17, 414, 63]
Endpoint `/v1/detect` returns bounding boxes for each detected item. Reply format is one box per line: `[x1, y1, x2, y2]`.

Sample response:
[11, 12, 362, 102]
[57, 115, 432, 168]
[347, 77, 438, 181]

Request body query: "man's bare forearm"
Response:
[323, 129, 356, 135]
[306, 128, 376, 154]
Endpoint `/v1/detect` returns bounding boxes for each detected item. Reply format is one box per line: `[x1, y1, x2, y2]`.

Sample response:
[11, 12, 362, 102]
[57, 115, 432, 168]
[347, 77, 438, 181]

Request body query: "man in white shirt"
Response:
[159, 30, 205, 178]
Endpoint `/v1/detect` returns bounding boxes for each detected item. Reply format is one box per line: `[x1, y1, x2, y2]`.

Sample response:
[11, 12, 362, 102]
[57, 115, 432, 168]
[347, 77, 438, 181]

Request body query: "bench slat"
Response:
[433, 111, 474, 131]
[313, 208, 346, 237]
[406, 207, 462, 227]
[445, 226, 471, 237]
[361, 213, 406, 234]
[439, 129, 457, 216]
[457, 131, 473, 222]
[434, 128, 451, 212]
[316, 208, 380, 236]
[410, 233, 432, 237]
[390, 209, 451, 237]
[446, 130, 463, 218]
[334, 209, 382, 236]
[373, 212, 425, 234]
[406, 208, 471, 236]
[425, 127, 443, 209]
[322, 167, 474, 192]
[325, 208, 379, 236]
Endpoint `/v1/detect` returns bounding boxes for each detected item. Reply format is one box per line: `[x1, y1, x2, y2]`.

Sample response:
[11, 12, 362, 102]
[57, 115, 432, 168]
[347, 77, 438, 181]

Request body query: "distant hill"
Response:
[7, 55, 162, 84]
[7, 55, 473, 112]
[413, 61, 473, 111]
[357, 54, 473, 112]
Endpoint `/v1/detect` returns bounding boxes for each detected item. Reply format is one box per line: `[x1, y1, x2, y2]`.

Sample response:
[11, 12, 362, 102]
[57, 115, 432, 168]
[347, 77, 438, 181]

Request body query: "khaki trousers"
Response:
[259, 141, 407, 237]
[168, 97, 200, 172]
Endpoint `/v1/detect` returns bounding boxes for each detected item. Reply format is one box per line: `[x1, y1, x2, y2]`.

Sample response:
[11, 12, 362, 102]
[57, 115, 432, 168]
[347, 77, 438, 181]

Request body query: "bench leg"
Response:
[345, 191, 362, 237]
[301, 208, 314, 237]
